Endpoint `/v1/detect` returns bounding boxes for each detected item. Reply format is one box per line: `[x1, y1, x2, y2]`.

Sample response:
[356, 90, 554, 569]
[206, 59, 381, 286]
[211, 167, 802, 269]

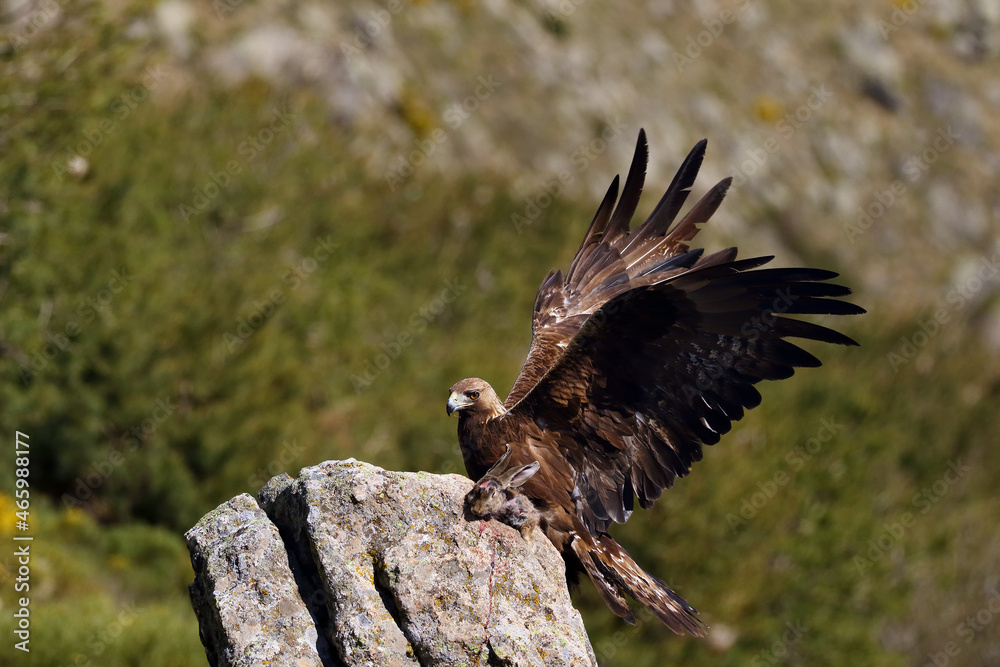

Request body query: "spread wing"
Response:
[504, 129, 733, 407]
[502, 131, 866, 533]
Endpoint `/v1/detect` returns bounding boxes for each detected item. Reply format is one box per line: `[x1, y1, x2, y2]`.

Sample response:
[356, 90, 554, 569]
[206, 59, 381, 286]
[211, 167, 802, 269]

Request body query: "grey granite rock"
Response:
[185, 493, 330, 666]
[186, 459, 597, 666]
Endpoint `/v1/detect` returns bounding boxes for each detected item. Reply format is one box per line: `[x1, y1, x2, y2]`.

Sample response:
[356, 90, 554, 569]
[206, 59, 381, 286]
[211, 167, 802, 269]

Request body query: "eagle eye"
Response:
[468, 391, 481, 400]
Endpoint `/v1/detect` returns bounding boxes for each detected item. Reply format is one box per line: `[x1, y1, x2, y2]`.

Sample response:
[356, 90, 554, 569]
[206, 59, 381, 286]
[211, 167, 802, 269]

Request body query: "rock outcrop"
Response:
[185, 459, 597, 666]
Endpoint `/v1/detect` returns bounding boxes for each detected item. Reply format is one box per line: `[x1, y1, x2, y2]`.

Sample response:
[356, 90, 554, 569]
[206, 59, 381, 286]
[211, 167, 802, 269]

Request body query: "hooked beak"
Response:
[446, 392, 465, 416]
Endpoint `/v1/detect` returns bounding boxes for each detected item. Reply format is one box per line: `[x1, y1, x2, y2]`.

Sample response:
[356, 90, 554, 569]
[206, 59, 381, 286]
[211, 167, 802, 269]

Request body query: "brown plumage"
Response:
[446, 129, 865, 635]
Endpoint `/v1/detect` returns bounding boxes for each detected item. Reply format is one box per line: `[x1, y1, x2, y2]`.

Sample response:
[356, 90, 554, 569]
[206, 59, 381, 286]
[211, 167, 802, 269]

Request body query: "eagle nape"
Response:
[447, 129, 864, 636]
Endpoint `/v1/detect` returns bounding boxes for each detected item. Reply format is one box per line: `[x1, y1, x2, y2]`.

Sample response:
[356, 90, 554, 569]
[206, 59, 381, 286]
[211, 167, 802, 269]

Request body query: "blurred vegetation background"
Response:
[2, 0, 999, 665]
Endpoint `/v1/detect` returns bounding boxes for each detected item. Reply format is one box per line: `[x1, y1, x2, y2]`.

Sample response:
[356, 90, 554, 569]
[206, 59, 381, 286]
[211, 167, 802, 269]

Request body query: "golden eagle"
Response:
[447, 129, 864, 635]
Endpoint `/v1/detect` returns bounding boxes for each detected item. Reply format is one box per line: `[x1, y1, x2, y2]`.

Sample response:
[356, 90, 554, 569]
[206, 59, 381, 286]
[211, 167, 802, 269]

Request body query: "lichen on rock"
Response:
[185, 459, 597, 666]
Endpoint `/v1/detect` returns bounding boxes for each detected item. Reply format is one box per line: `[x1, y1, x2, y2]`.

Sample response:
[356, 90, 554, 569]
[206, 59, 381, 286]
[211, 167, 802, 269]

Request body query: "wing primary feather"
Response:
[772, 317, 861, 346]
[691, 247, 739, 270]
[568, 175, 621, 282]
[640, 248, 704, 277]
[640, 139, 708, 238]
[770, 339, 823, 367]
[746, 280, 855, 298]
[661, 177, 732, 249]
[604, 129, 649, 241]
[779, 298, 867, 316]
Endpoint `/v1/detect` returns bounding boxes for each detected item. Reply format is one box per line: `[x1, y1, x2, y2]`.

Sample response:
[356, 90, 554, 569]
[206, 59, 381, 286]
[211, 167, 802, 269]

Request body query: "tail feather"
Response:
[572, 533, 706, 636]
[570, 535, 636, 624]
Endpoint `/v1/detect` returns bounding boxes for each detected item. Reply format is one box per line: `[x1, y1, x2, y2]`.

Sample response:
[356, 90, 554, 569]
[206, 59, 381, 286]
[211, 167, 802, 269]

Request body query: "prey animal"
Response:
[464, 444, 540, 537]
[447, 129, 864, 635]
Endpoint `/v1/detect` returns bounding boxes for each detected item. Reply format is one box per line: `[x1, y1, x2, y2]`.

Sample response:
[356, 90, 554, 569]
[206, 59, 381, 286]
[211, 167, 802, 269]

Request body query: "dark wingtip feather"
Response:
[672, 255, 775, 284]
[568, 174, 621, 281]
[774, 317, 861, 346]
[590, 174, 621, 243]
[773, 340, 823, 367]
[840, 333, 862, 346]
[721, 255, 775, 273]
[641, 139, 709, 237]
[641, 248, 705, 276]
[659, 177, 733, 248]
[606, 130, 649, 240]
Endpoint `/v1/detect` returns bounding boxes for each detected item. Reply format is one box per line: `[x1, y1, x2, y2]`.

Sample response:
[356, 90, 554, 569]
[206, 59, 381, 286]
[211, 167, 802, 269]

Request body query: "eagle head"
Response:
[447, 378, 502, 417]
